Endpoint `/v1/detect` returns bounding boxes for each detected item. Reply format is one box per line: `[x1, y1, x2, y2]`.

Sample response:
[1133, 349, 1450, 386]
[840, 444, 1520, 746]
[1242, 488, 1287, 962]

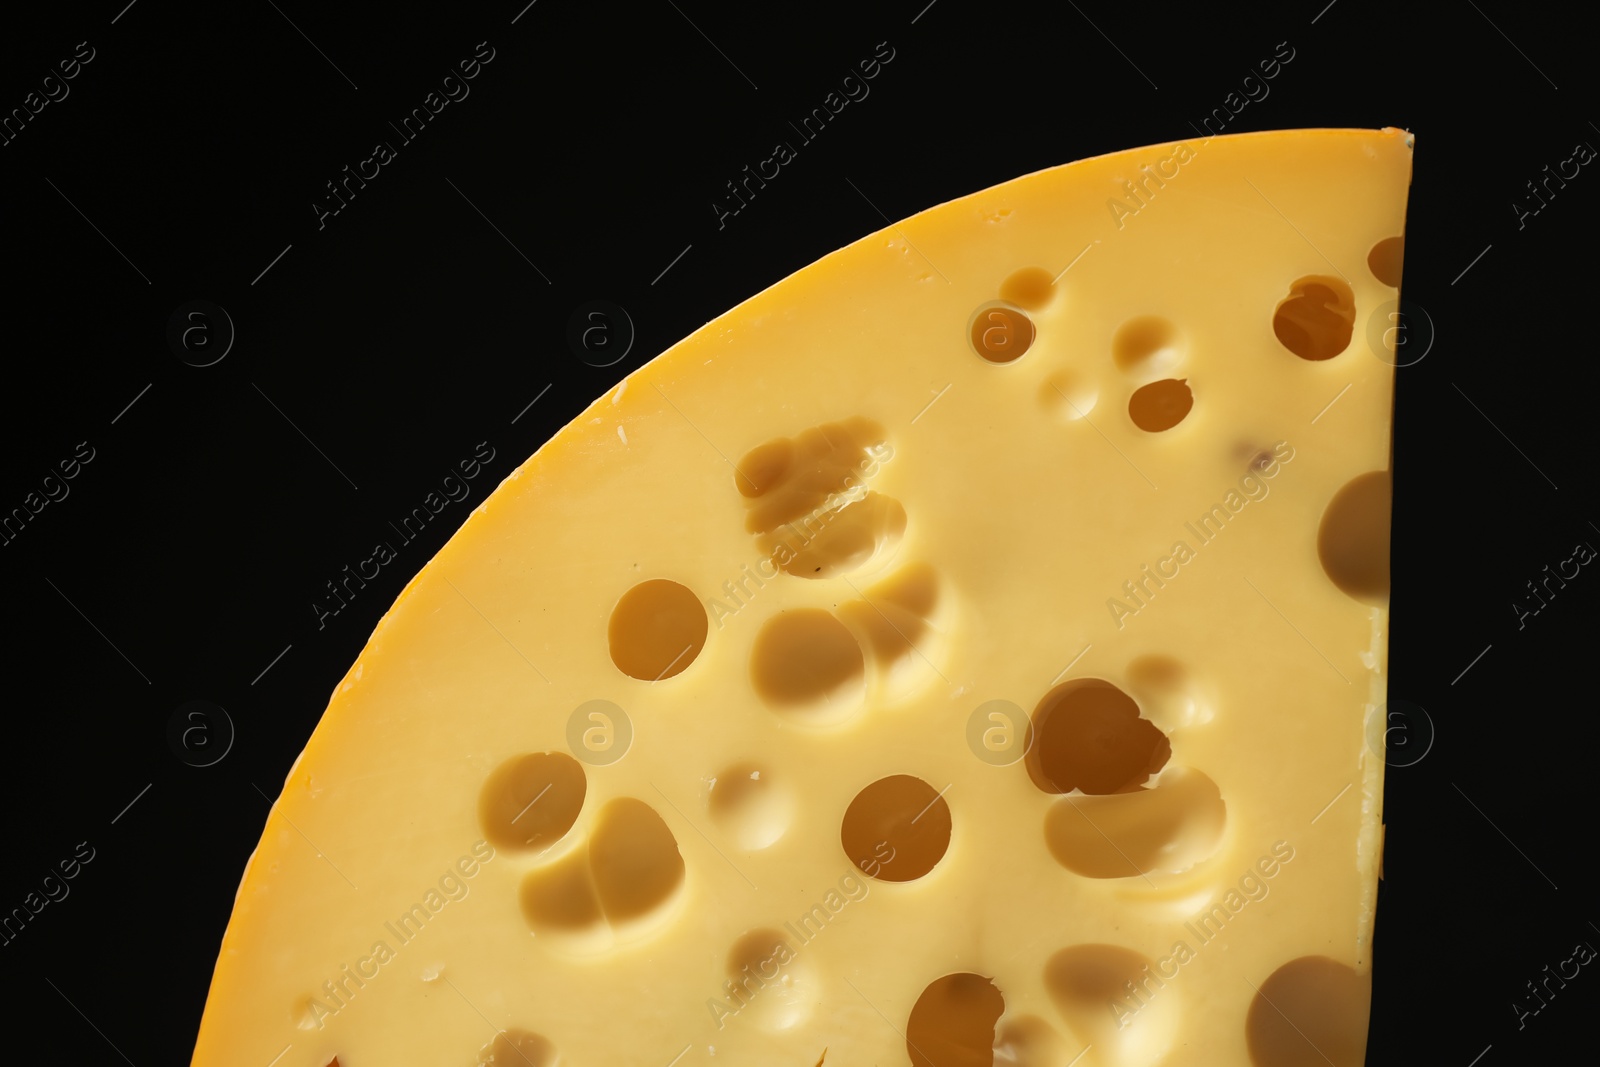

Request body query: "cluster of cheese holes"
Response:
[735, 421, 944, 727]
[516, 226, 1392, 1046]
[1028, 675, 1227, 879]
[937, 670, 1228, 1057]
[471, 747, 689, 951]
[1279, 249, 1396, 606]
[518, 796, 686, 949]
[715, 228, 1387, 1038]
[706, 773, 951, 1036]
[967, 267, 1058, 364]
[734, 417, 904, 580]
[720, 420, 961, 1037]
[892, 937, 1355, 1064]
[1273, 275, 1356, 361]
[1112, 316, 1194, 433]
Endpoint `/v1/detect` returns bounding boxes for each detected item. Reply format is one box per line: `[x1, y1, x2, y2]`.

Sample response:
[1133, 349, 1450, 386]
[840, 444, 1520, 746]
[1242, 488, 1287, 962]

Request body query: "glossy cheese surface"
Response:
[194, 127, 1411, 1067]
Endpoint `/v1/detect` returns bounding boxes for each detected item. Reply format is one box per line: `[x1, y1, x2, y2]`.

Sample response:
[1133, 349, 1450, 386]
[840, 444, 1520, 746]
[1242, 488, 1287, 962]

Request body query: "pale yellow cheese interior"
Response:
[194, 127, 1410, 1067]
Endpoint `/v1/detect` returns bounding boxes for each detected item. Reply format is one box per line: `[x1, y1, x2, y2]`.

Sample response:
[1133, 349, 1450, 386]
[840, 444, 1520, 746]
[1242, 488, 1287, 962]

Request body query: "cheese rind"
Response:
[194, 128, 1409, 1067]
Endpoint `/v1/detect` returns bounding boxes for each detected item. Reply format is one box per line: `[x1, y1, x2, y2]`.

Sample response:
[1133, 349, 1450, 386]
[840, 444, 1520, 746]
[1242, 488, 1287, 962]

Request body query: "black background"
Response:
[1, 1, 1594, 1064]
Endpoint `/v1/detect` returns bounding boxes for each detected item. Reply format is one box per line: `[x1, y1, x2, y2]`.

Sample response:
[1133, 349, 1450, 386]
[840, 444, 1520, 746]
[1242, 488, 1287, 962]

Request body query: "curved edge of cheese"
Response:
[196, 125, 1411, 1067]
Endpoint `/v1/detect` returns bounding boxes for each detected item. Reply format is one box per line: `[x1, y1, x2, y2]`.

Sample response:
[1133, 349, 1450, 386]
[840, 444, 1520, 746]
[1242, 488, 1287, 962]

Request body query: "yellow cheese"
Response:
[194, 127, 1410, 1067]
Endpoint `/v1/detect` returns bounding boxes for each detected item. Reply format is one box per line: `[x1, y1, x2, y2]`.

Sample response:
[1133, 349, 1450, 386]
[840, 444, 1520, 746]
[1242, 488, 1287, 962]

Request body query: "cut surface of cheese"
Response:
[194, 128, 1410, 1067]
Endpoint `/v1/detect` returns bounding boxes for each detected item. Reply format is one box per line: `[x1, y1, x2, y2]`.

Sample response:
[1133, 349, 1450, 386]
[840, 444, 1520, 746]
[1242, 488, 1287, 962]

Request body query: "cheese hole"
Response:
[476, 1030, 559, 1066]
[1045, 944, 1178, 1060]
[1317, 470, 1391, 604]
[519, 848, 606, 939]
[608, 579, 708, 681]
[725, 927, 815, 1031]
[1112, 316, 1183, 378]
[739, 418, 897, 578]
[1040, 371, 1097, 421]
[905, 973, 1006, 1067]
[1240, 444, 1276, 473]
[1043, 766, 1225, 878]
[1245, 956, 1368, 1067]
[1025, 679, 1170, 795]
[1367, 236, 1404, 288]
[1126, 655, 1211, 730]
[751, 610, 865, 721]
[708, 763, 793, 850]
[1273, 276, 1355, 361]
[519, 797, 686, 949]
[999, 267, 1057, 311]
[293, 998, 325, 1031]
[837, 561, 943, 701]
[1128, 378, 1193, 432]
[969, 304, 1036, 364]
[479, 752, 585, 853]
[588, 797, 686, 927]
[993, 1015, 1069, 1067]
[778, 493, 906, 579]
[841, 774, 951, 881]
[734, 438, 792, 497]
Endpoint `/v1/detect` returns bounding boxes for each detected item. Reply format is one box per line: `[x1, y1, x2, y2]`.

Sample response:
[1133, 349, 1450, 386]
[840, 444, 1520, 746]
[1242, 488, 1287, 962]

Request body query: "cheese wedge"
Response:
[194, 127, 1410, 1067]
